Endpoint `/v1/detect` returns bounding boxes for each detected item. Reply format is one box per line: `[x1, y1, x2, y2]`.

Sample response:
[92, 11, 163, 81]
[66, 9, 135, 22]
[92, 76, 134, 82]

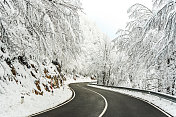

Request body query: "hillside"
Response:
[0, 0, 108, 116]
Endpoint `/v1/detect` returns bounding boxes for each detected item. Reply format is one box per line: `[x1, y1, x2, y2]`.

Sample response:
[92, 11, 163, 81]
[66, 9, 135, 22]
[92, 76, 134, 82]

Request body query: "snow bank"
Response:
[0, 74, 94, 117]
[0, 84, 72, 117]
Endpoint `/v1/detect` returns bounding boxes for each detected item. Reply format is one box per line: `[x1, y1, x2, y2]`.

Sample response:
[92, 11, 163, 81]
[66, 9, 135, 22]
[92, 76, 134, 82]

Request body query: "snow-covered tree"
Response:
[0, 0, 84, 96]
[78, 13, 113, 84]
[106, 0, 176, 95]
[0, 0, 83, 73]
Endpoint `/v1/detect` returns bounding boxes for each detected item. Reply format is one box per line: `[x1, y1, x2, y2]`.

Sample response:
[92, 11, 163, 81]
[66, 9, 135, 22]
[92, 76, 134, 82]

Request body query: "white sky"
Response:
[81, 0, 152, 39]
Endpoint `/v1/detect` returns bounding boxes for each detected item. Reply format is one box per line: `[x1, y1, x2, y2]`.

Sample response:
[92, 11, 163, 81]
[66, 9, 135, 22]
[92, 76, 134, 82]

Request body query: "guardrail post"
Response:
[21, 96, 24, 104]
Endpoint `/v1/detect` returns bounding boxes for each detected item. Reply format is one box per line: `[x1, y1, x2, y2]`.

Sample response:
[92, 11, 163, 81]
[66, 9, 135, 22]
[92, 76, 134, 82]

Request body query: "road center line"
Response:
[89, 84, 173, 117]
[77, 84, 108, 117]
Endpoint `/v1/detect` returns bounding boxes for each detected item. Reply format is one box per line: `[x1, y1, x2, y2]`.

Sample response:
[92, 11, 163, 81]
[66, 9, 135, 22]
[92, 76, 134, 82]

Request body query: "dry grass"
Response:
[44, 68, 48, 74]
[11, 66, 16, 76]
[34, 89, 43, 95]
[42, 83, 50, 92]
[35, 80, 41, 91]
[33, 80, 43, 96]
[46, 74, 51, 79]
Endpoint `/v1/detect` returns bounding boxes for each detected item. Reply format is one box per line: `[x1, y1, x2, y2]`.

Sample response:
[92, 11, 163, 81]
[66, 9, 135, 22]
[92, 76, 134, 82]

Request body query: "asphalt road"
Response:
[35, 83, 168, 117]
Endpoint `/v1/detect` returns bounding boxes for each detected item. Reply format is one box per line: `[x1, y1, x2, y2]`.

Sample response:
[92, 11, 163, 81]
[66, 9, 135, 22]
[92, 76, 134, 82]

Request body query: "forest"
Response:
[0, 0, 175, 99]
[95, 0, 176, 96]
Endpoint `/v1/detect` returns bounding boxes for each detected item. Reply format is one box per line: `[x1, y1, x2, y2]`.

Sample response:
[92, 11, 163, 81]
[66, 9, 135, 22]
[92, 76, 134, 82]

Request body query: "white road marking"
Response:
[89, 85, 173, 117]
[30, 84, 108, 117]
[29, 87, 75, 117]
[135, 97, 173, 117]
[77, 85, 108, 117]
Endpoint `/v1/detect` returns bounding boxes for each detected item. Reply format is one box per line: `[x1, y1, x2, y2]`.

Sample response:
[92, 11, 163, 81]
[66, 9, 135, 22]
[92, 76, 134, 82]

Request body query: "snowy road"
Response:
[35, 83, 168, 117]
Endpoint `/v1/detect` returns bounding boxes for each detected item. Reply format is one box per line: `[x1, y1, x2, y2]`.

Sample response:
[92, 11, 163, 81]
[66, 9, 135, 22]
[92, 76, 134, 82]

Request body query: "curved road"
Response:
[35, 83, 168, 117]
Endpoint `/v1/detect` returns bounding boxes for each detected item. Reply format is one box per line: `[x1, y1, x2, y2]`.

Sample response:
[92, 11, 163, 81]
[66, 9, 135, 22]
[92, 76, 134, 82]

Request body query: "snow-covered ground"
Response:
[89, 84, 176, 117]
[0, 84, 72, 117]
[64, 75, 95, 84]
[0, 76, 93, 117]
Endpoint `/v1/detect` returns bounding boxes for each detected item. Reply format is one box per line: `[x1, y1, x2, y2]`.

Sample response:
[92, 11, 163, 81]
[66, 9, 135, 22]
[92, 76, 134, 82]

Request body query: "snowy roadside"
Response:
[0, 76, 93, 117]
[64, 75, 96, 85]
[89, 84, 176, 117]
[0, 84, 72, 117]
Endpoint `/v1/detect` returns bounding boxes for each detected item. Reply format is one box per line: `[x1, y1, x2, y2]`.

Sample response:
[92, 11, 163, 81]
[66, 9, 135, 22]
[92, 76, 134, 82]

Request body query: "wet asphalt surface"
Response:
[35, 83, 167, 117]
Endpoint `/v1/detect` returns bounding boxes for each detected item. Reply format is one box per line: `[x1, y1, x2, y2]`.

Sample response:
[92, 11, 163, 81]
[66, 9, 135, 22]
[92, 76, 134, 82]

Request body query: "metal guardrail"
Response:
[90, 83, 176, 103]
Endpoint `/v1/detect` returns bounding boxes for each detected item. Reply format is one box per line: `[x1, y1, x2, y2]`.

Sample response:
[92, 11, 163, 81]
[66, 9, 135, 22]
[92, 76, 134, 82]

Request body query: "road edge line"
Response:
[136, 97, 173, 117]
[79, 85, 108, 117]
[89, 84, 173, 117]
[29, 84, 75, 117]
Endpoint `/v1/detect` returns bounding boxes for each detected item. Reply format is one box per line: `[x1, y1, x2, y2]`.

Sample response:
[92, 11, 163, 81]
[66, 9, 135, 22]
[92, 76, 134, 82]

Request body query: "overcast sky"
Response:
[81, 0, 152, 39]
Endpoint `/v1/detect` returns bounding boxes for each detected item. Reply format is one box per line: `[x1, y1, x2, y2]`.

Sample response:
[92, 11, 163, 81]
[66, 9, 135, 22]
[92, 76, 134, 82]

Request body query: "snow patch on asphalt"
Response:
[89, 85, 176, 117]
